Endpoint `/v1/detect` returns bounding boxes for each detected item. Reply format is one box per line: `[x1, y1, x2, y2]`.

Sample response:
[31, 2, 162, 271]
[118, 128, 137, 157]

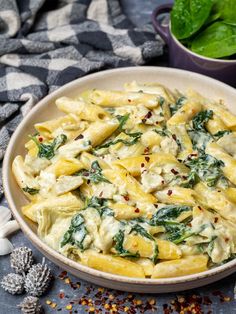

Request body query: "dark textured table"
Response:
[1, 1, 236, 313]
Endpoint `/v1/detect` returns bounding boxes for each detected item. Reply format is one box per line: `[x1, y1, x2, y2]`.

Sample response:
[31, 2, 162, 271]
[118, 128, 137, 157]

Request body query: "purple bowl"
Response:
[152, 4, 236, 87]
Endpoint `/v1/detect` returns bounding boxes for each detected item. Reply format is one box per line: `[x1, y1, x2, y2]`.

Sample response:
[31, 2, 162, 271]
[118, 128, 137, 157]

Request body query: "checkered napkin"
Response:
[0, 0, 163, 197]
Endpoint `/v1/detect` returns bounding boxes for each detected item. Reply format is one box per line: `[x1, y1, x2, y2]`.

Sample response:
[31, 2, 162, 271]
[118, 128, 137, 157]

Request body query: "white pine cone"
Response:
[1, 273, 25, 294]
[10, 247, 33, 274]
[24, 258, 51, 297]
[18, 296, 43, 314]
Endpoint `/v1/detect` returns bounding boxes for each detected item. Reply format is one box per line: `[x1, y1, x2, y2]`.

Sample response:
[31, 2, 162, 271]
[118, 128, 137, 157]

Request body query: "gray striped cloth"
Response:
[0, 0, 163, 198]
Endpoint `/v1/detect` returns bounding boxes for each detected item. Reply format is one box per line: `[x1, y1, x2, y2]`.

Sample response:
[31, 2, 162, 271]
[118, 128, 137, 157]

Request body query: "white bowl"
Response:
[3, 67, 236, 293]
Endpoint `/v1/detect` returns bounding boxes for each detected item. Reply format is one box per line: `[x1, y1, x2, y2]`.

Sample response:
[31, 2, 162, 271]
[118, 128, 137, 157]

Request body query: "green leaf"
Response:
[76, 161, 110, 184]
[171, 0, 213, 39]
[150, 205, 192, 226]
[191, 21, 236, 58]
[113, 229, 140, 258]
[182, 153, 227, 187]
[192, 110, 213, 131]
[22, 186, 39, 195]
[213, 130, 231, 140]
[214, 0, 236, 26]
[170, 96, 186, 115]
[116, 114, 130, 131]
[95, 132, 142, 150]
[30, 134, 67, 160]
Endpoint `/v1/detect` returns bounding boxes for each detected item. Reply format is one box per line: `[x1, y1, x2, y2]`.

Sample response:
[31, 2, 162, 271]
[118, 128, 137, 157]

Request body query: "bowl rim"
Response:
[3, 66, 236, 286]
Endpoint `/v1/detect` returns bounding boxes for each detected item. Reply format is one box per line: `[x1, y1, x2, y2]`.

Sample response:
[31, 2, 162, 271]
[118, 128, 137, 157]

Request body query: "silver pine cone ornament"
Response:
[24, 258, 51, 296]
[10, 247, 33, 274]
[1, 273, 25, 294]
[18, 296, 43, 314]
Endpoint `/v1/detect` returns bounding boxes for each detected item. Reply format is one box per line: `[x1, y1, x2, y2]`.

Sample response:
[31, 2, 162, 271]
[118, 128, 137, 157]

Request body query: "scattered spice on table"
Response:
[44, 271, 233, 313]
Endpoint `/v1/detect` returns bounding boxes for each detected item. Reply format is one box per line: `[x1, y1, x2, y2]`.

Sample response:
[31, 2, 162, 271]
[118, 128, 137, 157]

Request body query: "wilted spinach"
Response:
[61, 213, 88, 251]
[181, 153, 227, 188]
[150, 205, 192, 226]
[31, 134, 67, 159]
[113, 229, 140, 258]
[213, 130, 231, 140]
[170, 96, 186, 115]
[116, 113, 130, 131]
[22, 186, 39, 195]
[95, 131, 142, 150]
[76, 161, 110, 184]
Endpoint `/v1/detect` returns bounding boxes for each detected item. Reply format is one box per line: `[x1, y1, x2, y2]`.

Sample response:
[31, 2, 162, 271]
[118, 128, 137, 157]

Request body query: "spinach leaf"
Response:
[61, 213, 88, 251]
[214, 0, 236, 26]
[192, 110, 213, 130]
[116, 114, 129, 131]
[153, 127, 171, 137]
[113, 230, 140, 258]
[191, 21, 236, 58]
[171, 0, 213, 39]
[31, 134, 67, 160]
[76, 161, 110, 184]
[85, 196, 114, 217]
[170, 96, 186, 115]
[150, 205, 192, 226]
[164, 222, 194, 244]
[95, 132, 142, 150]
[213, 130, 231, 140]
[22, 186, 39, 195]
[182, 153, 227, 187]
[188, 110, 213, 150]
[130, 224, 159, 263]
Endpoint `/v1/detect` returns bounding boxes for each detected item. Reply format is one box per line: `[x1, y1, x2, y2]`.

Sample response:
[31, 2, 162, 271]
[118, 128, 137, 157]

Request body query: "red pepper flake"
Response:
[167, 189, 172, 196]
[58, 271, 67, 279]
[172, 134, 177, 141]
[76, 134, 84, 139]
[171, 168, 179, 175]
[123, 194, 129, 201]
[144, 147, 150, 154]
[161, 180, 165, 184]
[99, 191, 103, 198]
[141, 163, 145, 168]
[128, 99, 131, 103]
[225, 237, 229, 242]
[155, 121, 159, 125]
[145, 111, 152, 119]
[198, 206, 203, 211]
[154, 204, 158, 208]
[134, 208, 140, 213]
[141, 118, 147, 124]
[59, 292, 65, 299]
[145, 156, 150, 162]
[214, 217, 218, 223]
[38, 136, 43, 142]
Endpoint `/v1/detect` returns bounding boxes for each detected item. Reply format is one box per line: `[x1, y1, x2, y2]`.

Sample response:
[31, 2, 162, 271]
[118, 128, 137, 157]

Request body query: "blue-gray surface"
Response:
[1, 1, 236, 313]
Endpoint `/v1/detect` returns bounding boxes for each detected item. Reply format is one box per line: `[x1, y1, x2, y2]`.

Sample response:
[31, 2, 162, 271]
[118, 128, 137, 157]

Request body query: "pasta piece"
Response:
[112, 153, 185, 177]
[52, 157, 85, 177]
[80, 250, 145, 278]
[56, 97, 111, 121]
[206, 142, 236, 185]
[25, 139, 39, 157]
[82, 89, 161, 109]
[55, 176, 84, 195]
[37, 206, 76, 251]
[109, 203, 146, 220]
[124, 81, 176, 103]
[22, 193, 83, 222]
[194, 182, 236, 222]
[151, 255, 208, 278]
[58, 120, 119, 157]
[12, 156, 40, 199]
[156, 239, 182, 260]
[123, 234, 155, 259]
[225, 188, 236, 203]
[168, 124, 193, 160]
[103, 168, 157, 204]
[35, 114, 80, 138]
[155, 187, 196, 206]
[80, 152, 110, 170]
[135, 258, 154, 277]
[206, 114, 228, 134]
[204, 100, 236, 128]
[167, 100, 202, 125]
